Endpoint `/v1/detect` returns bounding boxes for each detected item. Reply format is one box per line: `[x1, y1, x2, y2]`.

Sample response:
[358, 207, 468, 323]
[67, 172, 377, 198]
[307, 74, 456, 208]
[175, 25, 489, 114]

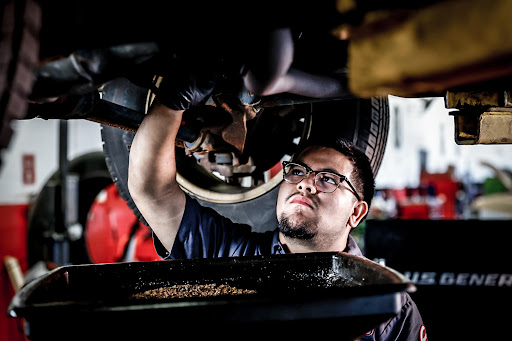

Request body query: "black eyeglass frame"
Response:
[282, 161, 361, 201]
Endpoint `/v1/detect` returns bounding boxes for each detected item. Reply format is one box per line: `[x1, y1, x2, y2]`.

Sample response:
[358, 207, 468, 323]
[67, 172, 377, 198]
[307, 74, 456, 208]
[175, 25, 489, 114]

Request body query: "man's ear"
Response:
[348, 201, 369, 229]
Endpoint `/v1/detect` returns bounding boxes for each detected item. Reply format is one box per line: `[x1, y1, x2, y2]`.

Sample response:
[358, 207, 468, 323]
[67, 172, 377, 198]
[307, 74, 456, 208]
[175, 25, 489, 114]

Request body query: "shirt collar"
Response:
[272, 229, 286, 254]
[272, 229, 364, 257]
[344, 234, 364, 257]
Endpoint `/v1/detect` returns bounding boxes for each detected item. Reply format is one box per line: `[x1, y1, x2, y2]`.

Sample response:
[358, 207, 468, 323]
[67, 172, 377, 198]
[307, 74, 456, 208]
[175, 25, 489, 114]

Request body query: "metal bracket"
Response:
[446, 90, 512, 144]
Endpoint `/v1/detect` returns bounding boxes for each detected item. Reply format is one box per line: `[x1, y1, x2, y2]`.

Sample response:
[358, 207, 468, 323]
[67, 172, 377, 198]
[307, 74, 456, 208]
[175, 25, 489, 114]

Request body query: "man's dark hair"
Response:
[294, 136, 375, 211]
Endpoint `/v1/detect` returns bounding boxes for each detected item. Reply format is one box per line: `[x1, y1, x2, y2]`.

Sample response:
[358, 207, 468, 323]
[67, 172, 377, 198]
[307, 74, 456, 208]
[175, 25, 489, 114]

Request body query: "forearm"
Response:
[128, 99, 186, 250]
[129, 99, 182, 192]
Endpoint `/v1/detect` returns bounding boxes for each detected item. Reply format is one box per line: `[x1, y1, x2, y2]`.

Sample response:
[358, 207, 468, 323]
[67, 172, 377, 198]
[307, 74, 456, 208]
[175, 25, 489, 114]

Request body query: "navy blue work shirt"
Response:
[152, 195, 427, 341]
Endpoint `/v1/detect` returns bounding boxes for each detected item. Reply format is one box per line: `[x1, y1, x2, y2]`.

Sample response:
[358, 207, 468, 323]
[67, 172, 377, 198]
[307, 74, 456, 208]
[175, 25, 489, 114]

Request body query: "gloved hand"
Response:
[157, 57, 217, 111]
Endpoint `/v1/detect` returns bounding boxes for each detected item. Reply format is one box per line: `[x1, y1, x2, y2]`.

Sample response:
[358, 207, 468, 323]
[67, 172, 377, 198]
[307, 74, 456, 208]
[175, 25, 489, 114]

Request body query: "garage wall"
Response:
[0, 119, 103, 205]
[375, 96, 512, 189]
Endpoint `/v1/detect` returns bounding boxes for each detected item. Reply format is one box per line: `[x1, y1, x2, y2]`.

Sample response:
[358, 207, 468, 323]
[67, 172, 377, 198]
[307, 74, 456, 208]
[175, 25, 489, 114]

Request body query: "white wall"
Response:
[0, 119, 103, 204]
[375, 96, 512, 189]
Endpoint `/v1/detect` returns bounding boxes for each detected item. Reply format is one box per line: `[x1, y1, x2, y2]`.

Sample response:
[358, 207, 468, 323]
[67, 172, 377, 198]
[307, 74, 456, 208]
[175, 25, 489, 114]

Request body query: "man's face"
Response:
[276, 146, 361, 250]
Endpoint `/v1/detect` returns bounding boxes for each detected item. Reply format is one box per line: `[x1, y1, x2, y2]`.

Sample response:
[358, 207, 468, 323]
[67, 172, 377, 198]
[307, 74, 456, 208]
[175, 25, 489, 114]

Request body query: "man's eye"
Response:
[291, 168, 305, 176]
[320, 174, 338, 185]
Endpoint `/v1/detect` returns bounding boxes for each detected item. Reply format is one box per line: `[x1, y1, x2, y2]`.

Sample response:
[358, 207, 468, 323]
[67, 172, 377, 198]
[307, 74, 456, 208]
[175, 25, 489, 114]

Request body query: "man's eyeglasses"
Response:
[282, 161, 361, 200]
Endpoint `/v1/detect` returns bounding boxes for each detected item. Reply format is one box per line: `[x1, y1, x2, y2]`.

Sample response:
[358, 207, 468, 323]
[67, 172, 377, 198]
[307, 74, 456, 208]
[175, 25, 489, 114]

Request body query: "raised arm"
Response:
[128, 63, 216, 253]
[128, 100, 186, 252]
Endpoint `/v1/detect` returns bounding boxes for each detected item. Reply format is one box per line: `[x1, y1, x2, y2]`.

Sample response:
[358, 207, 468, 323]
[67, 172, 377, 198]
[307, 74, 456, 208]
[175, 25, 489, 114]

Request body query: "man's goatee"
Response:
[278, 215, 315, 240]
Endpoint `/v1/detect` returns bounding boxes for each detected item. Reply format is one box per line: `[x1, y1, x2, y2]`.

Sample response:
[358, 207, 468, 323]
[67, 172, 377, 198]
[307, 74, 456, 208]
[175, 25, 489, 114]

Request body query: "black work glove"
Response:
[157, 58, 217, 111]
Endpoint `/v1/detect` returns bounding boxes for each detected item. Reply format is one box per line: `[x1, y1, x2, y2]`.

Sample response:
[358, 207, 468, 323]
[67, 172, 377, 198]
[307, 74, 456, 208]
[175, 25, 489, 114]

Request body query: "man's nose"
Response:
[296, 173, 317, 194]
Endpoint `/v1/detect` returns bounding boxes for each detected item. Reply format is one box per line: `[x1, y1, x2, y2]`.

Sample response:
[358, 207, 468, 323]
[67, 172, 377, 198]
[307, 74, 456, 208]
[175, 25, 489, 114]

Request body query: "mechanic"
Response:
[127, 67, 427, 341]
